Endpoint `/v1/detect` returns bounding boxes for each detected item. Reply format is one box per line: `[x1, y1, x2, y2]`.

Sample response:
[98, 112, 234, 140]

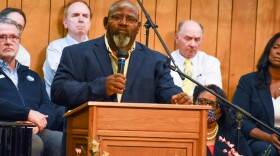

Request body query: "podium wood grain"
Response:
[64, 102, 210, 156]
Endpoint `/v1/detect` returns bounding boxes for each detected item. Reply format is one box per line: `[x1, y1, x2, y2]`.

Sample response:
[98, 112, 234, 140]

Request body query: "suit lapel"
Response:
[257, 85, 274, 126]
[93, 37, 113, 76]
[122, 44, 145, 101]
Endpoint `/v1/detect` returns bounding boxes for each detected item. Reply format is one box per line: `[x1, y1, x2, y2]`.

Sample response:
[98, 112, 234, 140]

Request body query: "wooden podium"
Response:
[64, 102, 210, 156]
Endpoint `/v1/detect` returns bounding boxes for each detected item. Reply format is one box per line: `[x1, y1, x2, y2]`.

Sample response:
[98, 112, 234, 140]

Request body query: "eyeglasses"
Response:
[108, 15, 138, 25]
[197, 98, 217, 107]
[0, 35, 20, 42]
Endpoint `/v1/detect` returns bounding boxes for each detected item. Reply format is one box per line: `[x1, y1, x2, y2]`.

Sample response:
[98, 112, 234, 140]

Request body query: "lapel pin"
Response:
[27, 75, 34, 81]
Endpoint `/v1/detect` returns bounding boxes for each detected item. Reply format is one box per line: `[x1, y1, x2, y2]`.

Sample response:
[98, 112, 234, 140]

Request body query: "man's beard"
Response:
[113, 34, 130, 48]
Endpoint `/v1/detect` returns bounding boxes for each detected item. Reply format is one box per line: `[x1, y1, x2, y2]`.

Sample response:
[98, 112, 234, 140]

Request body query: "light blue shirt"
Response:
[0, 60, 19, 87]
[43, 34, 88, 97]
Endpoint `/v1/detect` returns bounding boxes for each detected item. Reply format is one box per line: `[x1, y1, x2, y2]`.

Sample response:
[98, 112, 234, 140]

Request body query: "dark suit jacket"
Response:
[51, 36, 182, 109]
[207, 126, 252, 156]
[232, 72, 280, 139]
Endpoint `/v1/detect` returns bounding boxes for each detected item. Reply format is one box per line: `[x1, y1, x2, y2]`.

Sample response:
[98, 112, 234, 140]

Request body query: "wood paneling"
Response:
[49, 0, 64, 42]
[0, 1, 7, 12]
[21, 0, 50, 73]
[154, 0, 177, 53]
[7, 0, 21, 8]
[228, 0, 257, 99]
[191, 0, 219, 57]
[1, 0, 280, 100]
[216, 0, 232, 96]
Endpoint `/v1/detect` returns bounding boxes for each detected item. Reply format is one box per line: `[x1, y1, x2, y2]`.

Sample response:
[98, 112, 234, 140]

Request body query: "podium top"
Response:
[64, 101, 211, 117]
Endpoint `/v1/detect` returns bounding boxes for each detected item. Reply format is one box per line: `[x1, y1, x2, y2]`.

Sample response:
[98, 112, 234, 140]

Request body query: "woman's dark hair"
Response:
[0, 8, 26, 29]
[193, 84, 233, 127]
[256, 32, 280, 88]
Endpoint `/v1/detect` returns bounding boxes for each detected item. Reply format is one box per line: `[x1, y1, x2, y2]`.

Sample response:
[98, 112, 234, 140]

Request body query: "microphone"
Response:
[116, 48, 129, 74]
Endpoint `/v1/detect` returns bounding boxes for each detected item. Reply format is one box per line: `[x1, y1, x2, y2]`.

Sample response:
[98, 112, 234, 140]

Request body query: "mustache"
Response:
[115, 27, 129, 34]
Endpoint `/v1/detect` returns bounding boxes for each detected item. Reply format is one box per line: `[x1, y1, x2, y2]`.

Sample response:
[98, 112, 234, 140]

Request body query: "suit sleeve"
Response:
[232, 75, 257, 138]
[51, 47, 108, 109]
[0, 98, 30, 121]
[155, 54, 182, 103]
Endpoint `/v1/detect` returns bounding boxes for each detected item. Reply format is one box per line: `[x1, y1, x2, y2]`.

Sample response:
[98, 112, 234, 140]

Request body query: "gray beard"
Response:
[113, 34, 130, 48]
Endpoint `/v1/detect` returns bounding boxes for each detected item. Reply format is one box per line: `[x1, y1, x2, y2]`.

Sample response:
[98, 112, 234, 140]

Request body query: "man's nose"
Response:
[4, 38, 13, 44]
[78, 15, 84, 22]
[189, 39, 196, 46]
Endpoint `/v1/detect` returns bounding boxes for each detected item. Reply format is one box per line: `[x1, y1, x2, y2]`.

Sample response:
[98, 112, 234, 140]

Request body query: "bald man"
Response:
[170, 20, 222, 97]
[52, 1, 192, 155]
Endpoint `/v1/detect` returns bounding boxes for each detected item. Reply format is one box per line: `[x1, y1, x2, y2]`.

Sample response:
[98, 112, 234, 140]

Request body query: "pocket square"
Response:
[0, 74, 5, 79]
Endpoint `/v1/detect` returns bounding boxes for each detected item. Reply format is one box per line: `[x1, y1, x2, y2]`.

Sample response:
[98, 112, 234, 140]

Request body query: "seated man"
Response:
[170, 20, 222, 97]
[0, 17, 62, 156]
[0, 7, 31, 67]
[43, 0, 92, 131]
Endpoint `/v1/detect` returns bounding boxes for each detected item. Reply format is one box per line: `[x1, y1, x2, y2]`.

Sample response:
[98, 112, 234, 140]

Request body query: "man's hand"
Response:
[27, 110, 48, 132]
[171, 92, 193, 105]
[32, 126, 39, 134]
[106, 73, 126, 96]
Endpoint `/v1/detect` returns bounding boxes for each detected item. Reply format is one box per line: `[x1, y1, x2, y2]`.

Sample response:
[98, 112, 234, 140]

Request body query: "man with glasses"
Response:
[0, 8, 31, 67]
[170, 20, 222, 98]
[0, 17, 62, 156]
[43, 0, 92, 131]
[52, 0, 192, 109]
[52, 1, 192, 155]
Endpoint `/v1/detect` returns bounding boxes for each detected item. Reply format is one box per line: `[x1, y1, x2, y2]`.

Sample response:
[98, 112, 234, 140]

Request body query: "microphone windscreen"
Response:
[116, 48, 129, 59]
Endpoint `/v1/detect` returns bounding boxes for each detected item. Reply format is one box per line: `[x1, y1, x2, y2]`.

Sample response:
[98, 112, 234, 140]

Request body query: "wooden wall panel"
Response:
[49, 0, 64, 42]
[21, 0, 50, 74]
[216, 0, 232, 96]
[0, 1, 7, 12]
[1, 0, 279, 99]
[228, 0, 257, 99]
[176, 0, 191, 26]
[7, 0, 21, 8]
[191, 0, 219, 57]
[154, 0, 177, 54]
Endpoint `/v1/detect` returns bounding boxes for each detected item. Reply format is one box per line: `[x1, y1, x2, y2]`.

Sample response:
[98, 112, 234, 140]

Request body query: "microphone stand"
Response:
[144, 20, 158, 47]
[165, 63, 280, 138]
[136, 0, 280, 150]
[236, 111, 243, 152]
[136, 0, 185, 81]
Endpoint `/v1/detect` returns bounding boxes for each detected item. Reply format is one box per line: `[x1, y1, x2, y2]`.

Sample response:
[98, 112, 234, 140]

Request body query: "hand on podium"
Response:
[171, 92, 193, 105]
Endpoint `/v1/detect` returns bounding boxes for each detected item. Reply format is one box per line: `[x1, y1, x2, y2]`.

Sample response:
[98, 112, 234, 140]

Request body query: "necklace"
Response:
[207, 124, 219, 141]
[207, 124, 218, 135]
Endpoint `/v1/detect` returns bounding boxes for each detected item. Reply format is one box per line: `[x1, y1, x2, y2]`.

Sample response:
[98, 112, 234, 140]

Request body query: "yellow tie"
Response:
[182, 59, 193, 95]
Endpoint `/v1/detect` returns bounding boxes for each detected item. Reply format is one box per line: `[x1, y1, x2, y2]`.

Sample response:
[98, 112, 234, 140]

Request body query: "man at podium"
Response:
[51, 1, 192, 155]
[51, 0, 192, 109]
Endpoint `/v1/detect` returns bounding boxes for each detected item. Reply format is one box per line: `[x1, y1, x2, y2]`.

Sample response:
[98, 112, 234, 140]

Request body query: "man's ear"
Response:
[136, 21, 141, 34]
[175, 34, 179, 44]
[63, 19, 68, 29]
[103, 17, 109, 29]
